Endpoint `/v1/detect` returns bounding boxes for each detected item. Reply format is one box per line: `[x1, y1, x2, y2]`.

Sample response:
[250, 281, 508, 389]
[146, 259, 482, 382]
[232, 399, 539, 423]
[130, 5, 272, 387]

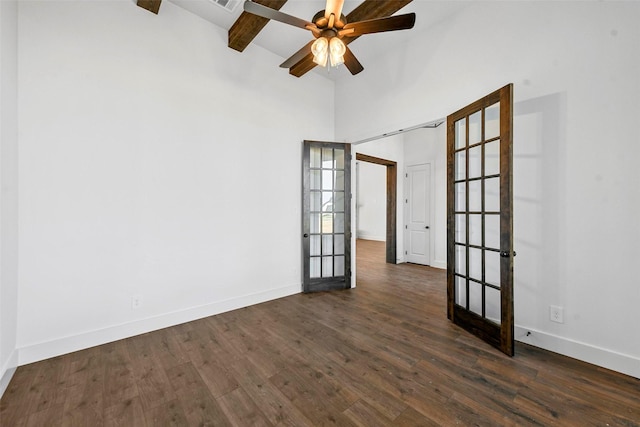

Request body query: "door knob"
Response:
[425, 226, 429, 229]
[500, 251, 517, 257]
[303, 233, 309, 238]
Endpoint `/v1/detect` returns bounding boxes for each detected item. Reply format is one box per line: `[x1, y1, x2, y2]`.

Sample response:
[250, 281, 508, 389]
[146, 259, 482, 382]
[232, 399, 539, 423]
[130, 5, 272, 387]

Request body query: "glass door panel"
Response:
[303, 141, 351, 292]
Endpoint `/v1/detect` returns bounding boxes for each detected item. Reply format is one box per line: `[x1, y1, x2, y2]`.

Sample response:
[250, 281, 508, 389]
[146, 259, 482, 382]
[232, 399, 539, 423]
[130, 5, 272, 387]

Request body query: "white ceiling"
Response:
[169, 0, 468, 79]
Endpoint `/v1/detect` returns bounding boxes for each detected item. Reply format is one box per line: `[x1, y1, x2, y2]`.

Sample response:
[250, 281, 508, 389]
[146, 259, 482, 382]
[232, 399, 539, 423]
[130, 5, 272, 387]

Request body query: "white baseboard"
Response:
[431, 259, 446, 270]
[356, 233, 385, 242]
[515, 325, 640, 379]
[18, 284, 300, 367]
[0, 349, 18, 399]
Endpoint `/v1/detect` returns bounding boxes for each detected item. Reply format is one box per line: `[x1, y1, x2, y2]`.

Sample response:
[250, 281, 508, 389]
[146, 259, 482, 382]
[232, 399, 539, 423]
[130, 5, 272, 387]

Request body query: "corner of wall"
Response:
[0, 349, 18, 399]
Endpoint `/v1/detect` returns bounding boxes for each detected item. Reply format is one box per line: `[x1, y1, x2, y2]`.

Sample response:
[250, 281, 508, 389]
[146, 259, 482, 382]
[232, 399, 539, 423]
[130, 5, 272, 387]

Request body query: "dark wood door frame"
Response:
[356, 153, 397, 264]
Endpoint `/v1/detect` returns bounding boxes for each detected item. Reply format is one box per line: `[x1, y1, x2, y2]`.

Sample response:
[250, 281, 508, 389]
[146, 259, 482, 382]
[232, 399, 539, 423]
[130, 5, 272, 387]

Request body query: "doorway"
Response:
[355, 153, 397, 264]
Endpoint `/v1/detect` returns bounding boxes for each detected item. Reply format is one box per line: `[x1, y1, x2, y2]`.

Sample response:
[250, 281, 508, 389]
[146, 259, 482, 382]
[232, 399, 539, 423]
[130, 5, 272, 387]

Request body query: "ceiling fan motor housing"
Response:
[312, 10, 347, 30]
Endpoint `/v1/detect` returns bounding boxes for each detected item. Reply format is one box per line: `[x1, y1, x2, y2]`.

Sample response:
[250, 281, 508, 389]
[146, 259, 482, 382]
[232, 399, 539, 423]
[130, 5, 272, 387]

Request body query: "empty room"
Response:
[1, 0, 639, 425]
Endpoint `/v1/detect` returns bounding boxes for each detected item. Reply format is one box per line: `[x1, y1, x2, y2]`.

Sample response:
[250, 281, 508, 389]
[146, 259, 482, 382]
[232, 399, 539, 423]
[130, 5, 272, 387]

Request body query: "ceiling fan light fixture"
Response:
[329, 37, 346, 67]
[311, 37, 329, 67]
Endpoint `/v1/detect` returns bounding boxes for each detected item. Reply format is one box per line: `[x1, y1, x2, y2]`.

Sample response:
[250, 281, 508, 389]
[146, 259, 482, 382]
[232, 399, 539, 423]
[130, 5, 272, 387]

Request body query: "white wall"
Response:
[356, 161, 386, 241]
[404, 126, 447, 269]
[0, 0, 19, 397]
[16, 0, 335, 365]
[337, 2, 640, 378]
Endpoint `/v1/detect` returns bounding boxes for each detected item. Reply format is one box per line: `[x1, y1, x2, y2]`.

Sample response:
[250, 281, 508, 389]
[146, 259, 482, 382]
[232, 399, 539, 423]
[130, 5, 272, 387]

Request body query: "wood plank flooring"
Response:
[2, 239, 639, 426]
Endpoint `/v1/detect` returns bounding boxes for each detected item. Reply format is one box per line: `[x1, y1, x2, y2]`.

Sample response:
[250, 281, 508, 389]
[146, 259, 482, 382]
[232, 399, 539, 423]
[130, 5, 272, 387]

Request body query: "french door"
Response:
[302, 141, 352, 292]
[447, 84, 515, 356]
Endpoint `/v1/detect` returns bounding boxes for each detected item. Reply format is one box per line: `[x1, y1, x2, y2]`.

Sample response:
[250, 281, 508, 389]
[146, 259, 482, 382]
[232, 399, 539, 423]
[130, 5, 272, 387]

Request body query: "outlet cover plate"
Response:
[550, 305, 564, 323]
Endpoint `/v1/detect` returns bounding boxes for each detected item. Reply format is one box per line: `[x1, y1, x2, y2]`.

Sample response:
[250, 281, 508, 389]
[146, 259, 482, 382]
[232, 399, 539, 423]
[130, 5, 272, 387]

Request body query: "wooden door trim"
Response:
[355, 153, 397, 264]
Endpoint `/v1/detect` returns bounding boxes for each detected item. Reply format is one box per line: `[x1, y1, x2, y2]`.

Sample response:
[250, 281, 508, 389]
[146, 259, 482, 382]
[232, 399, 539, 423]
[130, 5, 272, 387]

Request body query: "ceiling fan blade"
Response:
[343, 46, 364, 75]
[244, 0, 314, 30]
[280, 40, 314, 68]
[346, 0, 412, 23]
[324, 0, 344, 20]
[342, 13, 416, 37]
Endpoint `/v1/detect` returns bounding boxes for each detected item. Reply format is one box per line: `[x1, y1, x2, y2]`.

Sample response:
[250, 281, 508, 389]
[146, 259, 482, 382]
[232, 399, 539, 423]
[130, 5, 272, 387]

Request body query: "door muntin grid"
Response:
[309, 146, 346, 279]
[453, 102, 502, 324]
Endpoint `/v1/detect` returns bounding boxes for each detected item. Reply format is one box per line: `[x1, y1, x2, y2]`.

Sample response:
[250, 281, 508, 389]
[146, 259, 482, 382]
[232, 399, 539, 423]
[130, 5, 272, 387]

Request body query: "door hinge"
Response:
[405, 251, 408, 255]
[405, 199, 408, 203]
[405, 225, 408, 229]
[406, 173, 408, 178]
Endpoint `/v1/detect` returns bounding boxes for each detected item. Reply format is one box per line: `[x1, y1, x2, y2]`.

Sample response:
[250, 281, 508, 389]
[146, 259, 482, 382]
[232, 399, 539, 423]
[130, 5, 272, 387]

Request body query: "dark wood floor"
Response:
[2, 239, 639, 426]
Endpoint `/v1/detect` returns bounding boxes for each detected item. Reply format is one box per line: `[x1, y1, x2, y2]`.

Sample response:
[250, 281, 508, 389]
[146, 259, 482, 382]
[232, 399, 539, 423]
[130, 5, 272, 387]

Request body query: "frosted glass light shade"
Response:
[329, 37, 345, 67]
[311, 37, 329, 67]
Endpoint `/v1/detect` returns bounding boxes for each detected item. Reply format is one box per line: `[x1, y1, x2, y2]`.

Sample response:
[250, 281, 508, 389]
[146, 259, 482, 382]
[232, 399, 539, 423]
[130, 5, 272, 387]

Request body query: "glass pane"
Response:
[455, 182, 466, 211]
[455, 118, 466, 149]
[311, 170, 321, 190]
[334, 192, 344, 212]
[322, 235, 333, 255]
[334, 171, 345, 190]
[310, 257, 321, 278]
[455, 151, 466, 180]
[335, 148, 344, 169]
[485, 214, 500, 250]
[485, 140, 500, 176]
[321, 213, 333, 233]
[322, 148, 333, 169]
[469, 111, 482, 145]
[455, 245, 466, 275]
[469, 214, 482, 247]
[334, 234, 344, 255]
[310, 235, 321, 256]
[310, 213, 321, 233]
[334, 256, 344, 276]
[310, 147, 321, 168]
[455, 275, 467, 307]
[485, 286, 501, 324]
[469, 280, 482, 316]
[334, 213, 344, 233]
[455, 214, 466, 243]
[311, 191, 321, 212]
[485, 102, 500, 140]
[468, 180, 481, 212]
[468, 145, 482, 179]
[322, 256, 333, 277]
[486, 250, 501, 288]
[322, 191, 333, 212]
[469, 247, 482, 281]
[322, 170, 333, 190]
[485, 177, 500, 212]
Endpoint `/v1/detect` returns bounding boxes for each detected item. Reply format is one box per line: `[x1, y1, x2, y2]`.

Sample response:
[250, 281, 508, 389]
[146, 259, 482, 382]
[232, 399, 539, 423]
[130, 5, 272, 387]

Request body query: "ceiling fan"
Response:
[242, 0, 416, 76]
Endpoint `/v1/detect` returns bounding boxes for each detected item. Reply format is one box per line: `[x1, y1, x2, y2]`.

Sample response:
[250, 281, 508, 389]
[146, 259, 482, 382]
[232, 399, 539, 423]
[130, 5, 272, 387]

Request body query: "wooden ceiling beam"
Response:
[289, 0, 413, 77]
[228, 0, 288, 52]
[137, 0, 162, 15]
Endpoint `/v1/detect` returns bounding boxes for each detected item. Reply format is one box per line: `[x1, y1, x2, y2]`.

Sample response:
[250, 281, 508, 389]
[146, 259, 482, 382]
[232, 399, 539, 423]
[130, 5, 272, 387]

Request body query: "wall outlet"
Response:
[549, 305, 564, 323]
[131, 295, 142, 310]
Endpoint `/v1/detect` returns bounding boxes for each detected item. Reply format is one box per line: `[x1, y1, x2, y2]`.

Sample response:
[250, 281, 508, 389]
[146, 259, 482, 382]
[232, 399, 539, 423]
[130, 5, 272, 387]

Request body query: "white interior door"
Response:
[405, 164, 431, 265]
